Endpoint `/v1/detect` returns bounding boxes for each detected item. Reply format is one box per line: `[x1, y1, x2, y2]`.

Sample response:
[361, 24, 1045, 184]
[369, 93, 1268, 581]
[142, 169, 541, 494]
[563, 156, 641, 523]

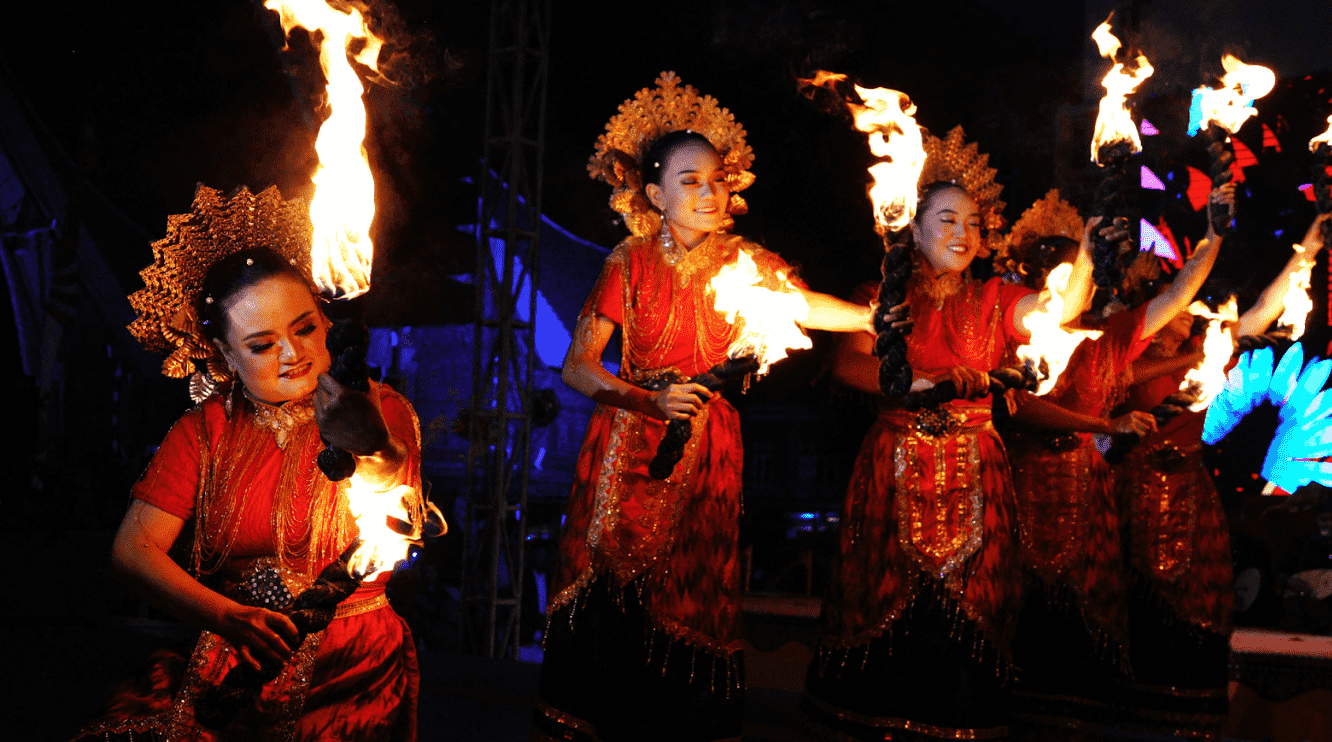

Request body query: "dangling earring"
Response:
[659, 217, 685, 267]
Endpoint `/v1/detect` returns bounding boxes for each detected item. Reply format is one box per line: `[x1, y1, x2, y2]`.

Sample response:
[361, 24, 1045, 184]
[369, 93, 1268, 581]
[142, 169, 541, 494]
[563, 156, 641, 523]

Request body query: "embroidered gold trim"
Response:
[804, 694, 1009, 739]
[269, 630, 325, 742]
[587, 407, 630, 552]
[334, 592, 390, 619]
[537, 700, 602, 739]
[894, 427, 985, 581]
[72, 714, 168, 740]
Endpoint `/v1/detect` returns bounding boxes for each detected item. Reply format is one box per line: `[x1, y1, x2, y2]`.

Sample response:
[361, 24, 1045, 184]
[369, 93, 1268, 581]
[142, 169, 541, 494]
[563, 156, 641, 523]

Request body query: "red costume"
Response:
[1006, 304, 1151, 724]
[536, 234, 798, 742]
[74, 382, 422, 742]
[1113, 341, 1233, 737]
[805, 275, 1032, 740]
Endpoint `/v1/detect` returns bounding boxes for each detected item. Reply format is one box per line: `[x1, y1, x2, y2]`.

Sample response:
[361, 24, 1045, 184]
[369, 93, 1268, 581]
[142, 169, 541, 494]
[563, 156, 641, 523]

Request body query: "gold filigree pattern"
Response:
[1012, 443, 1092, 582]
[894, 427, 985, 582]
[1128, 439, 1202, 582]
[589, 72, 755, 238]
[918, 126, 1007, 259]
[1007, 189, 1085, 261]
[245, 391, 316, 450]
[128, 184, 313, 389]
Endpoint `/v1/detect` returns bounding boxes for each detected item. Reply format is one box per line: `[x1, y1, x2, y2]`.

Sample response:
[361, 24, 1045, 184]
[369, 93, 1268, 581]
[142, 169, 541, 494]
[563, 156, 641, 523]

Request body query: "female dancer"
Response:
[74, 186, 425, 741]
[1001, 188, 1230, 733]
[1115, 209, 1329, 736]
[805, 128, 1094, 741]
[533, 73, 879, 742]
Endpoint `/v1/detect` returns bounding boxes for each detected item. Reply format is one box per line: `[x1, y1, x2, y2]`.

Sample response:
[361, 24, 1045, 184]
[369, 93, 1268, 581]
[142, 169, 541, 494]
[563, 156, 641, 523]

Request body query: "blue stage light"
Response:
[1203, 343, 1332, 493]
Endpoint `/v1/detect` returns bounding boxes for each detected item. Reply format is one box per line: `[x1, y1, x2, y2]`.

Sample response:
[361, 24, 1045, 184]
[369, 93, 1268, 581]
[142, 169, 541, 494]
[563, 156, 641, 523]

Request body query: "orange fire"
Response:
[801, 71, 925, 234]
[344, 478, 418, 580]
[1277, 247, 1315, 341]
[710, 250, 812, 375]
[1014, 262, 1103, 395]
[265, 0, 382, 299]
[852, 84, 927, 234]
[1195, 55, 1275, 135]
[1310, 115, 1332, 151]
[1090, 18, 1153, 162]
[1181, 297, 1239, 411]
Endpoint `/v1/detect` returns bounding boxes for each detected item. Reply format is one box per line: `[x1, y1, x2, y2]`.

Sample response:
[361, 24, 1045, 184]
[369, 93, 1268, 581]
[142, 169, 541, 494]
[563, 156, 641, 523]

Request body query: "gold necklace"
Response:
[244, 390, 316, 449]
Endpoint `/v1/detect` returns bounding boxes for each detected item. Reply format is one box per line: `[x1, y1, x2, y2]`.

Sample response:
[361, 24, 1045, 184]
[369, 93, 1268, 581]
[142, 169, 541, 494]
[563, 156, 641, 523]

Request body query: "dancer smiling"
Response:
[533, 73, 883, 742]
[807, 128, 1094, 742]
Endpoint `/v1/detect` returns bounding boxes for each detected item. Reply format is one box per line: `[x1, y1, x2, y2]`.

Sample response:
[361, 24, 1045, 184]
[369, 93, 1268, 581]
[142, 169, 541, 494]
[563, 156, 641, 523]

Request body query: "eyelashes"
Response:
[678, 174, 728, 187]
[246, 324, 318, 354]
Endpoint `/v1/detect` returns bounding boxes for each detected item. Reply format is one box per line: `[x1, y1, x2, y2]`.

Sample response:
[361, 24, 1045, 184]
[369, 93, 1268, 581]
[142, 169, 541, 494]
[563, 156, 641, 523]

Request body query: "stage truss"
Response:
[460, 0, 551, 659]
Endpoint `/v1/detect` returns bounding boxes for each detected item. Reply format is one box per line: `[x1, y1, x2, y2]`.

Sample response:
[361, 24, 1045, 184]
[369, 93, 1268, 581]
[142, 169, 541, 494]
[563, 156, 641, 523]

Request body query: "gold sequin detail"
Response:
[894, 424, 985, 581]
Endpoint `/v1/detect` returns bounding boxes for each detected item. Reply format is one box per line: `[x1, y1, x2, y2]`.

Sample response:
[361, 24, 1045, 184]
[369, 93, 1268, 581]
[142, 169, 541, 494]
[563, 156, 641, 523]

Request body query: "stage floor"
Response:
[13, 617, 1330, 742]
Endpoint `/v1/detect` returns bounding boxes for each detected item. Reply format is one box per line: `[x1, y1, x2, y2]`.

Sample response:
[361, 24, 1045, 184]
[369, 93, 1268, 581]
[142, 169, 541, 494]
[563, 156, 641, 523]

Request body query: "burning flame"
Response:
[1014, 262, 1103, 395]
[1181, 297, 1239, 411]
[1310, 115, 1332, 152]
[800, 71, 925, 233]
[1195, 55, 1275, 135]
[710, 250, 811, 375]
[344, 476, 418, 580]
[1090, 18, 1154, 162]
[853, 85, 927, 233]
[266, 0, 382, 299]
[1277, 247, 1315, 340]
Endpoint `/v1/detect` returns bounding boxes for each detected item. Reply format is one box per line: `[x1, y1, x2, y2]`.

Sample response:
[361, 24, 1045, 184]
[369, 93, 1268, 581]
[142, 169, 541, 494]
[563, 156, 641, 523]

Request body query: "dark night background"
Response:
[3, 1, 1332, 739]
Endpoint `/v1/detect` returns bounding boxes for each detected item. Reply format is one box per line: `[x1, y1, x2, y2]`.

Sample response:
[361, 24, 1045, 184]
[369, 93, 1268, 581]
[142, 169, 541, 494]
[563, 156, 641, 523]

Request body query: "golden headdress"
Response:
[128, 184, 312, 398]
[917, 126, 1006, 258]
[588, 71, 755, 238]
[1006, 189, 1085, 264]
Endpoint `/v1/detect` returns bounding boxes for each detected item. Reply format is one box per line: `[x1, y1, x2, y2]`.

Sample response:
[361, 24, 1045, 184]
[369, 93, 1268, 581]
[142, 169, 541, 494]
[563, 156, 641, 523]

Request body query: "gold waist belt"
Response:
[334, 592, 390, 619]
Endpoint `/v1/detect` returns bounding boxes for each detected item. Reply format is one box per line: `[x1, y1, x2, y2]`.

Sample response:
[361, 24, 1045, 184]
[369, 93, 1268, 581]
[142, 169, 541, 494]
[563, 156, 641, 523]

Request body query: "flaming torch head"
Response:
[1181, 297, 1239, 411]
[343, 477, 421, 581]
[710, 250, 812, 376]
[1310, 115, 1332, 153]
[798, 72, 925, 235]
[849, 85, 927, 234]
[265, 0, 381, 299]
[1192, 55, 1276, 137]
[1014, 262, 1103, 395]
[1090, 19, 1154, 163]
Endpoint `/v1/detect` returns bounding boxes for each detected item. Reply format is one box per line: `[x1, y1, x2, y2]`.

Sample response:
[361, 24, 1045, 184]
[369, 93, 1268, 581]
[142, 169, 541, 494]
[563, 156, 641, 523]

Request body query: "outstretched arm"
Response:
[1138, 184, 1235, 340]
[1233, 212, 1331, 337]
[798, 288, 875, 333]
[1130, 352, 1204, 385]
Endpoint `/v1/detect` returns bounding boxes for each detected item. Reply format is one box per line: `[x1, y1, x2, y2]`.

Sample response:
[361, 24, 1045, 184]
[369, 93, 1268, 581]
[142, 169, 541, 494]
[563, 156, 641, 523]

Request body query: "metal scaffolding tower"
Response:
[460, 0, 551, 659]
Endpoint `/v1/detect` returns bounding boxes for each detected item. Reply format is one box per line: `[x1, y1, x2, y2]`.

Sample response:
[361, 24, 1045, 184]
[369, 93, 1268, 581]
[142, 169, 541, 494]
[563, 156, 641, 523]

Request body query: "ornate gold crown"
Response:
[918, 126, 1006, 258]
[128, 184, 312, 391]
[1007, 189, 1085, 261]
[588, 71, 755, 238]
